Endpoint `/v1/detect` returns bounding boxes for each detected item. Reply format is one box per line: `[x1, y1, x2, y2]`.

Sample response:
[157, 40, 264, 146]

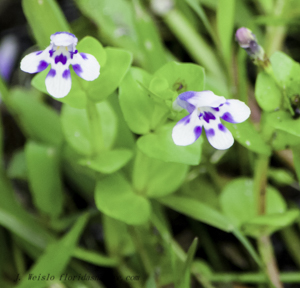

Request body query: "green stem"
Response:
[258, 235, 283, 288]
[12, 241, 26, 277]
[86, 99, 104, 155]
[127, 226, 153, 275]
[253, 154, 269, 215]
[206, 272, 300, 283]
[280, 226, 300, 269]
[253, 154, 283, 288]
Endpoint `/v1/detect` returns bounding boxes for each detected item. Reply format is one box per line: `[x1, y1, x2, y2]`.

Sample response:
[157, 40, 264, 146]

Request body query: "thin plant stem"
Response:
[86, 99, 104, 156]
[253, 155, 269, 215]
[253, 154, 283, 288]
[127, 226, 153, 275]
[206, 271, 300, 283]
[280, 226, 300, 269]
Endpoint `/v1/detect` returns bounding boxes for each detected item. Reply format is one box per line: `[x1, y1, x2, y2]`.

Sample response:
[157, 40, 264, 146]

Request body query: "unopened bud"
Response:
[235, 27, 264, 61]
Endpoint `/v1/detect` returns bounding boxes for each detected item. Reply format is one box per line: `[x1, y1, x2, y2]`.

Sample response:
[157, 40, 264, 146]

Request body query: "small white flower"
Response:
[20, 32, 100, 98]
[172, 91, 251, 150]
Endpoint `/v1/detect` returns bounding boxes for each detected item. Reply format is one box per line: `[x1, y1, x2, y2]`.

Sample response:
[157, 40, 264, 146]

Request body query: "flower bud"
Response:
[235, 27, 265, 61]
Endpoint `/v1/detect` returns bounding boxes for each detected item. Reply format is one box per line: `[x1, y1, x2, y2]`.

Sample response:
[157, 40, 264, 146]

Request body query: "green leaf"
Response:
[159, 195, 233, 232]
[9, 89, 63, 146]
[137, 122, 202, 165]
[243, 210, 299, 237]
[108, 92, 136, 150]
[220, 178, 287, 236]
[154, 62, 205, 94]
[119, 67, 154, 134]
[292, 146, 300, 186]
[79, 149, 133, 174]
[75, 0, 139, 55]
[216, 0, 235, 64]
[25, 141, 64, 218]
[226, 120, 271, 155]
[178, 238, 198, 288]
[186, 0, 218, 45]
[270, 51, 300, 98]
[180, 176, 219, 209]
[7, 149, 27, 180]
[268, 168, 295, 186]
[132, 150, 189, 197]
[61, 101, 117, 156]
[22, 0, 69, 48]
[266, 110, 300, 137]
[132, 1, 168, 72]
[145, 273, 158, 288]
[87, 47, 132, 102]
[255, 72, 282, 111]
[271, 129, 300, 150]
[103, 215, 135, 256]
[15, 213, 89, 288]
[73, 247, 118, 267]
[0, 174, 54, 249]
[95, 173, 151, 225]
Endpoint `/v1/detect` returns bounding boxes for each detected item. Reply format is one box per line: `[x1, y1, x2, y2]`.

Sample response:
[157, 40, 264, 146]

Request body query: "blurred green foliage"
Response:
[1, 0, 300, 287]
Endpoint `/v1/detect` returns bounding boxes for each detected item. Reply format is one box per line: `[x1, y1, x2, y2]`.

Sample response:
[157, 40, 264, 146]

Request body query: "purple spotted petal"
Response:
[172, 111, 203, 146]
[37, 60, 48, 72]
[20, 47, 51, 74]
[203, 118, 234, 150]
[45, 66, 71, 98]
[218, 99, 251, 123]
[71, 53, 100, 81]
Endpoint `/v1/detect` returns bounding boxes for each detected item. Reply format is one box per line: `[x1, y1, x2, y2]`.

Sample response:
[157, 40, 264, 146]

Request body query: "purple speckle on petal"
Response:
[36, 51, 43, 55]
[218, 123, 226, 132]
[80, 53, 88, 60]
[178, 114, 191, 125]
[72, 64, 83, 75]
[203, 111, 216, 123]
[221, 112, 236, 123]
[55, 53, 67, 65]
[194, 126, 202, 139]
[69, 50, 78, 59]
[206, 128, 215, 137]
[48, 69, 56, 77]
[49, 50, 54, 57]
[37, 60, 48, 72]
[212, 107, 219, 112]
[62, 69, 70, 79]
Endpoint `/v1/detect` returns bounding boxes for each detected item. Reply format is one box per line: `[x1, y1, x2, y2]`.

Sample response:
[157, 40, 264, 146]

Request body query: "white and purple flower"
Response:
[20, 32, 100, 98]
[172, 91, 251, 150]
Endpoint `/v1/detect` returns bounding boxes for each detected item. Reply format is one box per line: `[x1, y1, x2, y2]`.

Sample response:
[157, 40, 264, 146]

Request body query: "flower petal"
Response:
[50, 32, 78, 46]
[20, 47, 51, 73]
[71, 53, 100, 81]
[203, 118, 234, 150]
[218, 99, 251, 123]
[45, 66, 72, 98]
[172, 111, 203, 146]
[174, 96, 195, 113]
[178, 90, 226, 108]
